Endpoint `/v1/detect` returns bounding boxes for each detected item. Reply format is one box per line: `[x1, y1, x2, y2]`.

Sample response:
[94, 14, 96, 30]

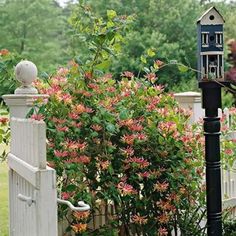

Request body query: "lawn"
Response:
[0, 161, 8, 236]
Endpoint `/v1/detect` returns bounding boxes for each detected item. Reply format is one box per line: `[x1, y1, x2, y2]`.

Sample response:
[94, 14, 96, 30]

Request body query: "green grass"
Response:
[0, 108, 9, 235]
[0, 161, 8, 236]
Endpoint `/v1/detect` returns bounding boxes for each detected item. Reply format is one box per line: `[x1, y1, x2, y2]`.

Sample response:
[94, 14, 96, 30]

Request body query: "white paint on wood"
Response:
[8, 118, 58, 236]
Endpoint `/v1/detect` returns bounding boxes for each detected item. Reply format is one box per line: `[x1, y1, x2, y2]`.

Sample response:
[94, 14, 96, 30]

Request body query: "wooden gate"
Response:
[8, 118, 58, 236]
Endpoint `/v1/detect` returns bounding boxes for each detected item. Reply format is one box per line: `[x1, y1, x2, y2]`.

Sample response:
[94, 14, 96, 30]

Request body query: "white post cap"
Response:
[14, 60, 38, 94]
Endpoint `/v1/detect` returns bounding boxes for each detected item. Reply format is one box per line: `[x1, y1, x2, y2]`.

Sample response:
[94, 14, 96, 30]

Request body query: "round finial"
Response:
[14, 60, 38, 94]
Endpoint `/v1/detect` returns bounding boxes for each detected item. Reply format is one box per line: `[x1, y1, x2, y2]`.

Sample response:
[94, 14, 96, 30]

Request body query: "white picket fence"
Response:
[175, 92, 236, 218]
[8, 118, 58, 236]
[221, 108, 236, 217]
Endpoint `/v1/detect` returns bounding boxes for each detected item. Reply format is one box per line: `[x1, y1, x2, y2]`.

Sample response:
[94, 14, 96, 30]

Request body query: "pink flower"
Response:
[121, 134, 136, 145]
[154, 181, 169, 192]
[65, 155, 90, 164]
[61, 192, 71, 200]
[145, 73, 157, 83]
[68, 113, 79, 119]
[54, 150, 68, 158]
[158, 227, 168, 236]
[136, 133, 147, 141]
[120, 146, 134, 157]
[132, 214, 148, 225]
[117, 182, 137, 196]
[126, 157, 149, 169]
[121, 71, 134, 78]
[225, 149, 233, 155]
[71, 121, 83, 128]
[52, 117, 67, 124]
[91, 124, 102, 131]
[74, 104, 93, 114]
[0, 49, 9, 56]
[130, 123, 143, 132]
[57, 67, 69, 77]
[84, 71, 93, 79]
[0, 117, 9, 125]
[154, 60, 164, 67]
[98, 160, 110, 170]
[56, 126, 69, 132]
[31, 114, 44, 121]
[138, 171, 150, 178]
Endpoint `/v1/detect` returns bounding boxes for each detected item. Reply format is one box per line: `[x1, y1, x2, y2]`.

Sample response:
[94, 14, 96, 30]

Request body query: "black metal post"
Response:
[199, 81, 222, 236]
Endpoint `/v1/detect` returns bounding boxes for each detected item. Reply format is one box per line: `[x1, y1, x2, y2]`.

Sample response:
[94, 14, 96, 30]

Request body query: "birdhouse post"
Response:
[197, 7, 225, 236]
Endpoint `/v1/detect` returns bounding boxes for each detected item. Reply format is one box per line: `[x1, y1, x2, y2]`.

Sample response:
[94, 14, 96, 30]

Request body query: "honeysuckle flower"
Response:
[156, 199, 175, 211]
[121, 134, 136, 145]
[138, 171, 150, 178]
[154, 60, 164, 67]
[65, 155, 90, 164]
[225, 149, 234, 155]
[0, 117, 9, 125]
[57, 67, 69, 77]
[145, 73, 157, 83]
[132, 214, 148, 225]
[56, 125, 69, 132]
[73, 211, 90, 220]
[121, 71, 134, 78]
[157, 213, 170, 224]
[130, 123, 143, 132]
[30, 114, 45, 121]
[154, 181, 169, 192]
[99, 160, 110, 170]
[0, 49, 9, 56]
[158, 227, 168, 236]
[54, 150, 68, 158]
[120, 146, 134, 157]
[126, 157, 149, 169]
[136, 133, 147, 141]
[52, 117, 67, 124]
[91, 124, 102, 131]
[71, 223, 87, 233]
[68, 112, 79, 119]
[61, 192, 70, 200]
[117, 182, 137, 196]
[70, 121, 83, 128]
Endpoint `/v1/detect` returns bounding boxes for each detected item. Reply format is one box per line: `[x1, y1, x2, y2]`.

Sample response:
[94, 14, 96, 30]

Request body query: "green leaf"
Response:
[178, 64, 188, 73]
[66, 184, 77, 192]
[92, 116, 101, 124]
[143, 67, 150, 73]
[107, 10, 117, 20]
[147, 48, 155, 57]
[106, 123, 116, 133]
[119, 110, 129, 120]
[95, 60, 111, 71]
[140, 55, 147, 64]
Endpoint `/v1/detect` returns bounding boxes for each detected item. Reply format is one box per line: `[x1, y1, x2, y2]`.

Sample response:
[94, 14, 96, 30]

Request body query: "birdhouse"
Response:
[197, 7, 225, 81]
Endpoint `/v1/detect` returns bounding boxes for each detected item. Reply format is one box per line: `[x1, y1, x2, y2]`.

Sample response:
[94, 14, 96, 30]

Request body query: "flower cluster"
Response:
[34, 65, 205, 235]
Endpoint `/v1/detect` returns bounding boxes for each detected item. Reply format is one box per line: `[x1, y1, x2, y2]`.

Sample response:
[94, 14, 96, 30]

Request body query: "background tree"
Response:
[0, 0, 68, 72]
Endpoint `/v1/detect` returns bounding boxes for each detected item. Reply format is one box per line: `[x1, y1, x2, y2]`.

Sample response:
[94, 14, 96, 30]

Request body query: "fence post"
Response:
[174, 91, 204, 123]
[3, 61, 57, 236]
[2, 60, 48, 119]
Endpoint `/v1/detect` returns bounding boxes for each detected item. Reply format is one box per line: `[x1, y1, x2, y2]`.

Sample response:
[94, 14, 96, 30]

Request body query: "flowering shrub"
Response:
[31, 65, 206, 235]
[27, 3, 206, 235]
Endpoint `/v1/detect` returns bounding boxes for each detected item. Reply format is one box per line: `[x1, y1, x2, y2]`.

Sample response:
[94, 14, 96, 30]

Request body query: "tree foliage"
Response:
[0, 0, 68, 72]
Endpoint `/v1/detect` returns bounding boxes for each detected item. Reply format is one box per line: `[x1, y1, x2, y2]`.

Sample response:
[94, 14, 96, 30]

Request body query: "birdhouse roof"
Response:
[197, 6, 225, 25]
